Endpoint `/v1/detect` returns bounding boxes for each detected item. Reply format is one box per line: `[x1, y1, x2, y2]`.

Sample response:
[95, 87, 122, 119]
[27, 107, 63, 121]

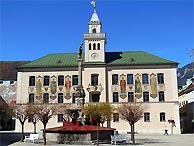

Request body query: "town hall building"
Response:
[15, 2, 180, 134]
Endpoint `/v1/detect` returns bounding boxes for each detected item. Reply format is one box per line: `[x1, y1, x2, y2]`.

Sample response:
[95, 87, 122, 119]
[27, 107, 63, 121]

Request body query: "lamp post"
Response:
[75, 43, 85, 107]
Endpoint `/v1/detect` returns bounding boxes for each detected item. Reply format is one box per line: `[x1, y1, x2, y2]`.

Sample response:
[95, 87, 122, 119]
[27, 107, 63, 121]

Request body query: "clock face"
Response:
[91, 53, 98, 59]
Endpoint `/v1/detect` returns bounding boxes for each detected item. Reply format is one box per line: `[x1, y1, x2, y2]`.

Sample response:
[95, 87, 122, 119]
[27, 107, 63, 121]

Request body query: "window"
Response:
[159, 91, 165, 102]
[43, 93, 49, 103]
[160, 112, 166, 122]
[29, 94, 34, 103]
[72, 75, 78, 86]
[112, 74, 118, 85]
[58, 114, 63, 122]
[89, 43, 91, 50]
[113, 92, 119, 102]
[91, 74, 98, 86]
[97, 43, 100, 50]
[144, 112, 150, 122]
[128, 92, 134, 102]
[93, 43, 96, 50]
[58, 75, 64, 86]
[29, 76, 35, 86]
[58, 93, 63, 103]
[113, 113, 119, 122]
[157, 73, 164, 84]
[72, 93, 76, 103]
[28, 115, 33, 123]
[92, 28, 96, 33]
[91, 94, 100, 102]
[127, 74, 133, 84]
[142, 74, 149, 84]
[143, 92, 149, 102]
[43, 76, 50, 86]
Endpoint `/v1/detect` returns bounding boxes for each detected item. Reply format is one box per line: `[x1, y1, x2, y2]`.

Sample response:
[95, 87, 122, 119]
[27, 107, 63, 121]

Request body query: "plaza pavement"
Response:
[7, 134, 194, 146]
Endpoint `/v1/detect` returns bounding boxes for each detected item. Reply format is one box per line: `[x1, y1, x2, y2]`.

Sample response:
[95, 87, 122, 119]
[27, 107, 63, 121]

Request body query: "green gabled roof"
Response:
[19, 51, 178, 69]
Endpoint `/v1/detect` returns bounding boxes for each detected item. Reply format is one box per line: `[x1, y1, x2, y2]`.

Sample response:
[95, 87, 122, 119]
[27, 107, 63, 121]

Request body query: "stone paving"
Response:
[7, 134, 194, 146]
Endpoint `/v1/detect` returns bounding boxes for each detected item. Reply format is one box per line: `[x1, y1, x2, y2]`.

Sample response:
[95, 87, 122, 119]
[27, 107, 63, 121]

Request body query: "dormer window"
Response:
[92, 28, 96, 33]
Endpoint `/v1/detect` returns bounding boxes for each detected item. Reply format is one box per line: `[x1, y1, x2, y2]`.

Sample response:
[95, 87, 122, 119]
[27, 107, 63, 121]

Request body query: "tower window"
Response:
[89, 43, 91, 50]
[92, 28, 96, 33]
[93, 43, 96, 50]
[97, 43, 100, 50]
[91, 74, 98, 86]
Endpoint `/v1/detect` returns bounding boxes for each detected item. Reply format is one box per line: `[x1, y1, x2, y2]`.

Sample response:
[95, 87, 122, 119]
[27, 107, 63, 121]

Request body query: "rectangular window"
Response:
[29, 76, 35, 86]
[91, 74, 98, 86]
[144, 112, 150, 122]
[43, 76, 50, 86]
[112, 74, 118, 85]
[142, 74, 149, 84]
[58, 114, 63, 122]
[113, 113, 119, 122]
[113, 92, 119, 102]
[127, 74, 133, 84]
[143, 92, 149, 102]
[157, 73, 164, 84]
[91, 94, 100, 102]
[58, 93, 63, 103]
[128, 92, 134, 102]
[159, 91, 165, 102]
[43, 93, 49, 103]
[72, 93, 76, 103]
[58, 75, 64, 86]
[28, 115, 33, 123]
[160, 112, 166, 122]
[72, 75, 78, 86]
[29, 94, 34, 103]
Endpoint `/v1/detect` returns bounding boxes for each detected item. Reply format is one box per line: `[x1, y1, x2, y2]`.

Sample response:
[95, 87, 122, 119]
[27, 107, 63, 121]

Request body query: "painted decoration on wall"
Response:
[135, 74, 142, 98]
[120, 74, 127, 99]
[36, 76, 42, 100]
[65, 75, 71, 100]
[50, 75, 57, 94]
[150, 73, 157, 98]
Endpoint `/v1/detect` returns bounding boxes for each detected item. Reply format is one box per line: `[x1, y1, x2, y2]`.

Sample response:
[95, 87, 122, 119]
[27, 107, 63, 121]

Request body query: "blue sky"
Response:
[1, 0, 193, 67]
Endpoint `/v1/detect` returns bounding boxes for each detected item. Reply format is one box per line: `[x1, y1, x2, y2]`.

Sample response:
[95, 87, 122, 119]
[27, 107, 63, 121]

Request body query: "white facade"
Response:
[15, 3, 181, 134]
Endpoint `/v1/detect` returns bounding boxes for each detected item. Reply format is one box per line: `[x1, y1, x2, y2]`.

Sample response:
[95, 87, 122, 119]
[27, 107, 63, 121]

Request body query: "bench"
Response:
[111, 135, 128, 145]
[25, 133, 40, 144]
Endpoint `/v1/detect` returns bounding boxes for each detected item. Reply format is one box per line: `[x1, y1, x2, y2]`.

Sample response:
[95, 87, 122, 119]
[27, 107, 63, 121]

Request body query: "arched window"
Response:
[89, 43, 91, 50]
[93, 43, 96, 50]
[92, 28, 96, 33]
[97, 43, 100, 50]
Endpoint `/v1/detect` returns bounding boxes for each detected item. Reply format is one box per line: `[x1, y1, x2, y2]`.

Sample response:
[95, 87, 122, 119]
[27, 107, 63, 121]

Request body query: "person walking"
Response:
[164, 126, 168, 135]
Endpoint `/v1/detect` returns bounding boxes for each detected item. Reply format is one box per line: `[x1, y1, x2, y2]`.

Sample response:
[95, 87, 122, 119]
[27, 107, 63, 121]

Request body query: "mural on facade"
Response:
[36, 76, 42, 100]
[120, 74, 127, 99]
[50, 75, 57, 100]
[150, 73, 157, 98]
[0, 81, 17, 105]
[65, 75, 71, 100]
[135, 74, 142, 98]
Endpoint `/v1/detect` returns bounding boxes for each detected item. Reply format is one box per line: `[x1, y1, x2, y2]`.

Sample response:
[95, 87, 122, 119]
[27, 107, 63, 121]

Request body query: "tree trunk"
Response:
[21, 122, 24, 142]
[33, 122, 36, 133]
[97, 121, 99, 146]
[130, 123, 135, 144]
[43, 124, 47, 145]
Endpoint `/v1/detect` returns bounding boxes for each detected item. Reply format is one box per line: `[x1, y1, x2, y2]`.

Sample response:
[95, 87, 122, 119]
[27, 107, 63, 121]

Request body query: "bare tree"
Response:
[26, 104, 39, 134]
[11, 104, 29, 142]
[117, 103, 146, 144]
[36, 103, 66, 145]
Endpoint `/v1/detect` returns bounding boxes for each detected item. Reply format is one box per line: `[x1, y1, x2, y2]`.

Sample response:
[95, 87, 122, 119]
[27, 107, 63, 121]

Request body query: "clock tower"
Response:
[84, 1, 106, 62]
